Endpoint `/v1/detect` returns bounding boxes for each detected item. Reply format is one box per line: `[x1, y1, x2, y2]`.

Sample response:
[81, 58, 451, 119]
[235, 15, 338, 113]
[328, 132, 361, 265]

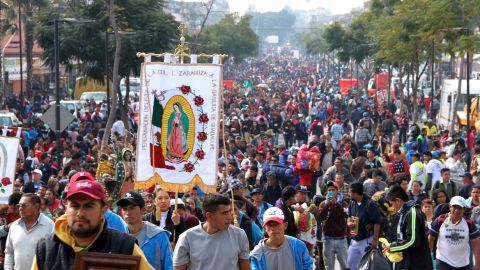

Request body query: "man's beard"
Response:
[71, 220, 102, 238]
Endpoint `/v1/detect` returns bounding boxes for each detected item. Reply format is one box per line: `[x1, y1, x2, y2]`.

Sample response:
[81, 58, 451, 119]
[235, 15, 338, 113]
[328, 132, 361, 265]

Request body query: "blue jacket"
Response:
[239, 211, 263, 246]
[105, 210, 128, 233]
[138, 221, 173, 270]
[250, 236, 313, 270]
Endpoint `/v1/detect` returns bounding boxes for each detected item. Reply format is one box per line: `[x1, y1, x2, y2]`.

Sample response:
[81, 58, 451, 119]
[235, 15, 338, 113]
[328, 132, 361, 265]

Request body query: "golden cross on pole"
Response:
[174, 23, 190, 64]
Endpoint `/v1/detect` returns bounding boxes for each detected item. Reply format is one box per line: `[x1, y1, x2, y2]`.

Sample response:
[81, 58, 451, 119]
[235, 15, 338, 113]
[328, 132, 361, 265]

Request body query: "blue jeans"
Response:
[347, 236, 373, 270]
[323, 237, 348, 270]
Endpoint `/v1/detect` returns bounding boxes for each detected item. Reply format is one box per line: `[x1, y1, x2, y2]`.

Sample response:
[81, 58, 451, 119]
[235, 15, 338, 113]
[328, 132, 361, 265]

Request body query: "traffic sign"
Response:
[40, 105, 75, 131]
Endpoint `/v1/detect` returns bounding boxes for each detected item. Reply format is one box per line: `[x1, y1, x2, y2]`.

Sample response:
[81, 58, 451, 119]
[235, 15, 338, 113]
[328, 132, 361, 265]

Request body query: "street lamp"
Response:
[54, 17, 95, 167]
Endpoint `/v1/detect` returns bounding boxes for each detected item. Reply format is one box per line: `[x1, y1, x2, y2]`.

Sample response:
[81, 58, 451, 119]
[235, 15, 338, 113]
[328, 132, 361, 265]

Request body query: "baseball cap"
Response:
[231, 179, 242, 190]
[117, 191, 145, 208]
[70, 171, 95, 182]
[263, 207, 285, 226]
[32, 169, 43, 176]
[461, 172, 473, 178]
[66, 180, 106, 203]
[295, 185, 309, 193]
[250, 188, 263, 195]
[392, 143, 400, 149]
[431, 151, 439, 158]
[450, 196, 467, 208]
[326, 181, 338, 190]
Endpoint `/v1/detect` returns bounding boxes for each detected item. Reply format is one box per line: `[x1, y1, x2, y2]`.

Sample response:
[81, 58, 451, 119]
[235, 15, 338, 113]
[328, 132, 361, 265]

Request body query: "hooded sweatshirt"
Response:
[135, 221, 173, 270]
[249, 236, 313, 270]
[31, 214, 153, 270]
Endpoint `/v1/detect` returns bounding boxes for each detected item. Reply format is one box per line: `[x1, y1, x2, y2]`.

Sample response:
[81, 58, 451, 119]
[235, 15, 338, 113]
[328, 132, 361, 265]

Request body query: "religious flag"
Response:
[136, 63, 222, 193]
[0, 137, 19, 204]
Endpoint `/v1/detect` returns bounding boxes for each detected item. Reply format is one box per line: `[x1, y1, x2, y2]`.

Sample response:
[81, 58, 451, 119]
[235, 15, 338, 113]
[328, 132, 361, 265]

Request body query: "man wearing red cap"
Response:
[32, 180, 153, 270]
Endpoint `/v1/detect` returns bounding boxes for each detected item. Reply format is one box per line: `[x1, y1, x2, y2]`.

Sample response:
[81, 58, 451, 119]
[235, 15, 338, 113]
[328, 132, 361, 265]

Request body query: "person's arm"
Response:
[410, 165, 417, 181]
[251, 223, 263, 246]
[371, 224, 380, 249]
[427, 173, 434, 197]
[472, 238, 480, 270]
[172, 233, 190, 270]
[390, 207, 419, 252]
[239, 259, 252, 270]
[368, 202, 381, 249]
[0, 224, 9, 238]
[238, 229, 252, 270]
[318, 202, 329, 221]
[428, 235, 437, 252]
[298, 240, 314, 270]
[404, 160, 410, 176]
[158, 232, 174, 270]
[4, 229, 14, 270]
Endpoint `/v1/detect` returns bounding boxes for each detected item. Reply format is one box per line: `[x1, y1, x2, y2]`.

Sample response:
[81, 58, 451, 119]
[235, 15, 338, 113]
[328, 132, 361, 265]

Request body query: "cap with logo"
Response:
[262, 207, 285, 226]
[70, 171, 95, 183]
[449, 196, 467, 208]
[66, 180, 106, 203]
[295, 184, 310, 193]
[117, 191, 145, 208]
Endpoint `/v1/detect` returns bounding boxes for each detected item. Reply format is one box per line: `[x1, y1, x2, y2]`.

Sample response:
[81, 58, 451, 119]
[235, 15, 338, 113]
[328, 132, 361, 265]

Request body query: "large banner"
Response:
[136, 63, 222, 193]
[0, 137, 19, 204]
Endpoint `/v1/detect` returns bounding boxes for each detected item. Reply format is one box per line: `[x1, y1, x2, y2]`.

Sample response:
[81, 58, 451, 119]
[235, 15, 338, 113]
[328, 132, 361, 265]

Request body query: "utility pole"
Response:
[18, 0, 23, 105]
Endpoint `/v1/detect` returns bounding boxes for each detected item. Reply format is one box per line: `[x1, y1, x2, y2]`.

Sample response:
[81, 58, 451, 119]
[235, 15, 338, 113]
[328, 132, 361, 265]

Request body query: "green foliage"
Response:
[35, 0, 179, 81]
[197, 14, 259, 62]
[301, 0, 480, 68]
[248, 7, 296, 44]
[299, 27, 327, 55]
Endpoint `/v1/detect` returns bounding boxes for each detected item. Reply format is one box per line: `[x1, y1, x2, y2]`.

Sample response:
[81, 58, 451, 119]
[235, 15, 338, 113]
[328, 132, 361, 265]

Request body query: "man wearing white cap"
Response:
[250, 207, 313, 270]
[429, 196, 480, 270]
[23, 169, 43, 194]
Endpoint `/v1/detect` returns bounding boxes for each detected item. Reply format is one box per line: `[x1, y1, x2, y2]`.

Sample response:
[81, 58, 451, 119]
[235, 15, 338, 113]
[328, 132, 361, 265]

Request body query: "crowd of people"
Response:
[0, 52, 479, 270]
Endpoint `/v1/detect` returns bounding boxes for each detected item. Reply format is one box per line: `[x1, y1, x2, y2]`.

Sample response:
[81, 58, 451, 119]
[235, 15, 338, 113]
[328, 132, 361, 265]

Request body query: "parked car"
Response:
[0, 111, 21, 126]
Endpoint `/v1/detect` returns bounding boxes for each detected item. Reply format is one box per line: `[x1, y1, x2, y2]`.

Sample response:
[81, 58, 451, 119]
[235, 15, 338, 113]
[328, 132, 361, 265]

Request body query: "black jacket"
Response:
[143, 208, 186, 243]
[35, 226, 135, 270]
[389, 201, 433, 270]
[264, 185, 282, 206]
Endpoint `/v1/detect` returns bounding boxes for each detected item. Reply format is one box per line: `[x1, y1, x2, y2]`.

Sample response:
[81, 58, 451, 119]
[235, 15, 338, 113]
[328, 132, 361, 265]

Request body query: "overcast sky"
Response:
[228, 0, 366, 14]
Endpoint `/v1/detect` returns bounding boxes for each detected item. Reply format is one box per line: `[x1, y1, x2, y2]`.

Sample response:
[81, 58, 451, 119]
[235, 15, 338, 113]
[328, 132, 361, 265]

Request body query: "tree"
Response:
[22, 0, 48, 100]
[35, 0, 179, 144]
[103, 0, 120, 148]
[197, 14, 258, 62]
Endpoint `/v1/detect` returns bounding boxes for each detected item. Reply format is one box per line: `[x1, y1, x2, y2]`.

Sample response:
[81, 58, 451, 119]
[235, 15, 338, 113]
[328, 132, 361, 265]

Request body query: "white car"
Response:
[80, 91, 108, 103]
[49, 100, 86, 119]
[0, 111, 21, 126]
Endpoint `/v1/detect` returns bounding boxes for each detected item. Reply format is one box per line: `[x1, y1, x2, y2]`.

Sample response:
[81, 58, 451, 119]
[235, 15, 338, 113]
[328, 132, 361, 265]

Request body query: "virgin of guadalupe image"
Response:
[167, 102, 189, 162]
